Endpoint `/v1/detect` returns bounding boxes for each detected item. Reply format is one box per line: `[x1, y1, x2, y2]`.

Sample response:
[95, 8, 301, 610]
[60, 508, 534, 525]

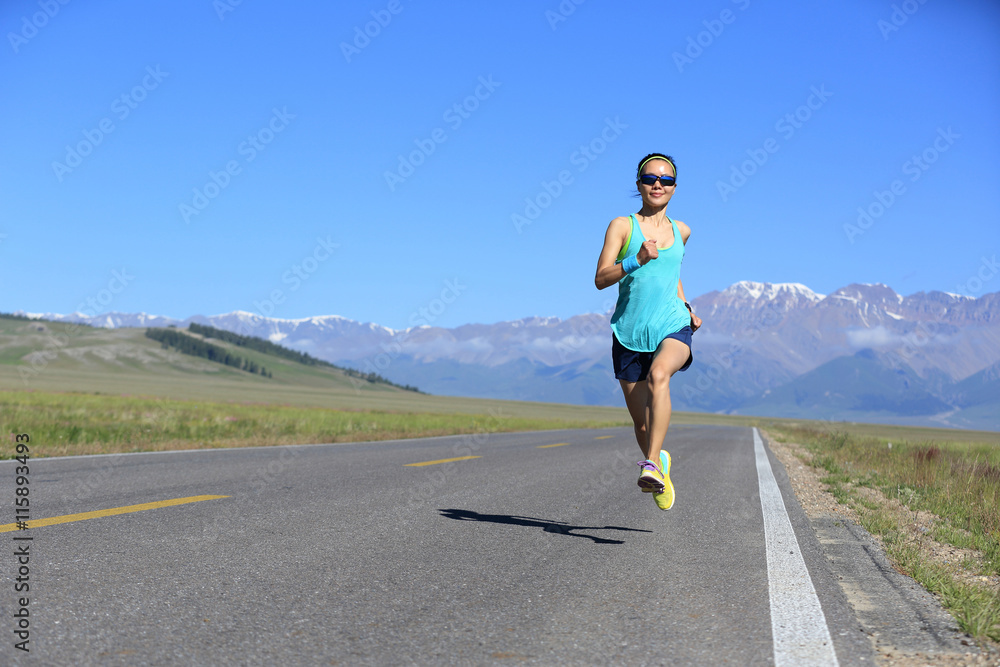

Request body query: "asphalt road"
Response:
[1, 425, 881, 665]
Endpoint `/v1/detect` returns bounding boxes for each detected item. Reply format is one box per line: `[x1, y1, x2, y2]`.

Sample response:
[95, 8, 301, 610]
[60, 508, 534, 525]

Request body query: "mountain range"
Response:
[22, 281, 1000, 431]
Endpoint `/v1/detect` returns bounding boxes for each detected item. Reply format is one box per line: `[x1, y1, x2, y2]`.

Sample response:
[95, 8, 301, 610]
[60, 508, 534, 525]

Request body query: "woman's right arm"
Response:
[595, 216, 630, 290]
[595, 216, 658, 290]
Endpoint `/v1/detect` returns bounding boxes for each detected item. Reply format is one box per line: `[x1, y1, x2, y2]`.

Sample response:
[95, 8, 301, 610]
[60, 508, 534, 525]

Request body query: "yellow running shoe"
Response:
[653, 450, 675, 510]
[636, 459, 665, 493]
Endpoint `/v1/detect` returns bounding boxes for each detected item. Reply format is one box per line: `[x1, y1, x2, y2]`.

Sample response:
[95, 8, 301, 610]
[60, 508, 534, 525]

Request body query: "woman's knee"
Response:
[647, 366, 671, 390]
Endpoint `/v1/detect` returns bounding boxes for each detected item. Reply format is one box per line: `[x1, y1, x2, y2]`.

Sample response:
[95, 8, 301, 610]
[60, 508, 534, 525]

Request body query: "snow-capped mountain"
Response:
[703, 281, 825, 312]
[30, 310, 613, 370]
[20, 281, 1000, 430]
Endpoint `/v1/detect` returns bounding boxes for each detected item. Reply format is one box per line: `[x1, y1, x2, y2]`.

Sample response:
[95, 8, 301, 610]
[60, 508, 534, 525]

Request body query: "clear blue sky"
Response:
[2, 1, 998, 329]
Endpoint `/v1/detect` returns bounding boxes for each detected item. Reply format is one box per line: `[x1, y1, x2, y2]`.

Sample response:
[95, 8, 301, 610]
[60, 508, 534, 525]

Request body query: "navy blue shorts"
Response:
[612, 326, 694, 383]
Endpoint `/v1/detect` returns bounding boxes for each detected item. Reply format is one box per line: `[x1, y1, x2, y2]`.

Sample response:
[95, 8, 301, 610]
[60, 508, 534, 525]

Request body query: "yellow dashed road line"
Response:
[0, 495, 230, 533]
[404, 456, 481, 467]
[537, 443, 570, 449]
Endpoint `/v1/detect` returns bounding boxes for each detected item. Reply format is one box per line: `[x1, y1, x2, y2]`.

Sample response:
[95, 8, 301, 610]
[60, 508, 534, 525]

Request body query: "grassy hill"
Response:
[1, 317, 400, 402]
[0, 316, 632, 421]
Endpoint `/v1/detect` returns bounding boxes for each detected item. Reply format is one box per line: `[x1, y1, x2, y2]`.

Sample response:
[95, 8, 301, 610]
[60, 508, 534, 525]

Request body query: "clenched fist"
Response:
[638, 239, 658, 265]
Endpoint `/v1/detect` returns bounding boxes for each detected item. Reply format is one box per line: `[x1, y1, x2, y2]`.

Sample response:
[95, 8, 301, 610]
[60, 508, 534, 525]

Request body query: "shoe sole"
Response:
[637, 470, 665, 494]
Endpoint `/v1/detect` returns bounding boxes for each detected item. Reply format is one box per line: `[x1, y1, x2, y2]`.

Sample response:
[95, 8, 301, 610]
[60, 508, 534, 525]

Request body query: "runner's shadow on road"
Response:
[438, 509, 652, 545]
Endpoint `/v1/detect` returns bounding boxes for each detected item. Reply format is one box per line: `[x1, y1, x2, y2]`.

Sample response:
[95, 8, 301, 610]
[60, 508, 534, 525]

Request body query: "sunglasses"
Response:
[639, 174, 676, 187]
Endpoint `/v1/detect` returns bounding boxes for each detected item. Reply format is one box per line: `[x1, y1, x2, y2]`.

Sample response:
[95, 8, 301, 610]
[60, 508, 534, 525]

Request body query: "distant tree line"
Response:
[189, 322, 333, 367]
[145, 328, 272, 378]
[0, 312, 33, 321]
[187, 322, 422, 393]
[348, 369, 423, 393]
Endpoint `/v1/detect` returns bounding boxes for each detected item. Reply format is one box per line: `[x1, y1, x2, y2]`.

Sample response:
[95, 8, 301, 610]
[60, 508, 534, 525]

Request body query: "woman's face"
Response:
[637, 159, 676, 207]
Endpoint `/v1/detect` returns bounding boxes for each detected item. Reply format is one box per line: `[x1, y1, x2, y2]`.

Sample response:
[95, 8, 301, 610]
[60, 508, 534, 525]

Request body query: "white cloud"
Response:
[845, 325, 900, 349]
[845, 325, 952, 350]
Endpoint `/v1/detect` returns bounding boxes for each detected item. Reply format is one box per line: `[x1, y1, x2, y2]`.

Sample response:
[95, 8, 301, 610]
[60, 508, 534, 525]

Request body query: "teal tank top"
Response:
[610, 214, 690, 353]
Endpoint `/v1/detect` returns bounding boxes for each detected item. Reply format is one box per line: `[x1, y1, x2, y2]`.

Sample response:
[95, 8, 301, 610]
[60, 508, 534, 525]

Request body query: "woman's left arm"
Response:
[677, 279, 703, 332]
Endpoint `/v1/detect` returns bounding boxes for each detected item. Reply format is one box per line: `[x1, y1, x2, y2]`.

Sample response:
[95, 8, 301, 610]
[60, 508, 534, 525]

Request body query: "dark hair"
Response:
[636, 153, 677, 180]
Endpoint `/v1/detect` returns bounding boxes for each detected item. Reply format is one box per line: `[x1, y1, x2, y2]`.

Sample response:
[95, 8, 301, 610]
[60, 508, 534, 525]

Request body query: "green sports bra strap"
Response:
[616, 215, 636, 262]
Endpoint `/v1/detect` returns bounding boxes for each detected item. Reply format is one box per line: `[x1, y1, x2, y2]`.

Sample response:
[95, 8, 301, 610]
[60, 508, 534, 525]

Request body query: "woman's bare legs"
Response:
[644, 338, 691, 465]
[619, 338, 691, 463]
[619, 378, 651, 458]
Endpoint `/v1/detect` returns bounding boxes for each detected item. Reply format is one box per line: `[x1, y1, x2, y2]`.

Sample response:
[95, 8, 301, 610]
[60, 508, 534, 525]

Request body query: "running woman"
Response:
[594, 153, 702, 510]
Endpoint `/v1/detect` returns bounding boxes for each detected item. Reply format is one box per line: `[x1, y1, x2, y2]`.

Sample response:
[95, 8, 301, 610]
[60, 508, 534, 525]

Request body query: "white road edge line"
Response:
[754, 427, 839, 667]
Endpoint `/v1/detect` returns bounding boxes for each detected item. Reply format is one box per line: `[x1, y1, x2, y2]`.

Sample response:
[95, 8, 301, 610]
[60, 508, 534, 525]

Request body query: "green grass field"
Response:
[0, 389, 637, 457]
